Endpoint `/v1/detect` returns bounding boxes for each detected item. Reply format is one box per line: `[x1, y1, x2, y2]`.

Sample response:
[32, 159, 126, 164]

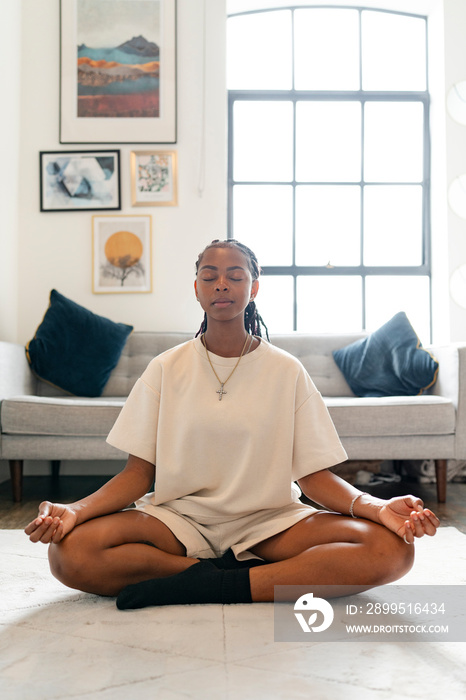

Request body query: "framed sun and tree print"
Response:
[60, 0, 177, 144]
[40, 150, 121, 211]
[130, 150, 178, 206]
[92, 214, 152, 293]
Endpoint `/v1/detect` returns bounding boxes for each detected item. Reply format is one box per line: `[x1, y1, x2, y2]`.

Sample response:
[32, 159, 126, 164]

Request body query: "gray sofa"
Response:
[1, 331, 465, 503]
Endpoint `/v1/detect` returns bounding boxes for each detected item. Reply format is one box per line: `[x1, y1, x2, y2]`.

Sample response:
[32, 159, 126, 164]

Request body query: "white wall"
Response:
[0, 1, 21, 342]
[443, 0, 466, 341]
[429, 0, 450, 343]
[14, 0, 227, 346]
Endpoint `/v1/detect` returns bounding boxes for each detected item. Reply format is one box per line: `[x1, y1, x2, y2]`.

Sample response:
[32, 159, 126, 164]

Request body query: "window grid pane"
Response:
[364, 102, 424, 182]
[227, 10, 292, 90]
[294, 8, 360, 90]
[361, 10, 427, 91]
[257, 275, 294, 333]
[297, 276, 363, 333]
[363, 185, 423, 266]
[233, 101, 294, 182]
[228, 7, 430, 338]
[295, 185, 361, 267]
[296, 101, 362, 182]
[233, 185, 293, 266]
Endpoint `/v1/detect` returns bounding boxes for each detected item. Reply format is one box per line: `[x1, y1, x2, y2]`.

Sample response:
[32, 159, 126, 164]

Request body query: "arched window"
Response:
[227, 5, 431, 340]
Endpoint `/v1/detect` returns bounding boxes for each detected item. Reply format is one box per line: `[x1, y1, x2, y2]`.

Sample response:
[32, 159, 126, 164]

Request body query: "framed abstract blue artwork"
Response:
[40, 150, 121, 212]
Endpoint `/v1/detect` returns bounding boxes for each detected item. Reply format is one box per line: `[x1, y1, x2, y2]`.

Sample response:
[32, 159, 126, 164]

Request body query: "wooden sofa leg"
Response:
[9, 460, 23, 503]
[51, 460, 61, 478]
[435, 459, 447, 503]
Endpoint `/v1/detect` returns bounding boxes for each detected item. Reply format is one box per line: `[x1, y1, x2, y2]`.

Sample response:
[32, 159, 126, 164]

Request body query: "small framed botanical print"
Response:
[130, 150, 178, 206]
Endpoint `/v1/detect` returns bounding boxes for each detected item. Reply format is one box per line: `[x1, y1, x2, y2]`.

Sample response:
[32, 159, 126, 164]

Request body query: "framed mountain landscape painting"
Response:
[60, 0, 176, 143]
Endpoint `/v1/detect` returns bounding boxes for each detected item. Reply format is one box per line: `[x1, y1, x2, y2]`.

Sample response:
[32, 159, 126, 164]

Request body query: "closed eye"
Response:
[201, 276, 243, 282]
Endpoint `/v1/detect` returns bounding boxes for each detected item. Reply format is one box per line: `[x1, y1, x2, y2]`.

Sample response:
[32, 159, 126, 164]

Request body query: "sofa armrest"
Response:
[0, 341, 36, 400]
[428, 343, 466, 459]
[428, 344, 460, 404]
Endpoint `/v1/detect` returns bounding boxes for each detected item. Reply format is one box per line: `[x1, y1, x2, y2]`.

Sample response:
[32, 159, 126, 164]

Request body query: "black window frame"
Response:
[227, 5, 432, 337]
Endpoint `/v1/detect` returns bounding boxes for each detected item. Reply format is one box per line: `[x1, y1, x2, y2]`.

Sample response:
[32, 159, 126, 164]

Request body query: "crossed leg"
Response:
[113, 510, 414, 608]
[48, 508, 414, 602]
[48, 510, 199, 596]
[249, 511, 415, 601]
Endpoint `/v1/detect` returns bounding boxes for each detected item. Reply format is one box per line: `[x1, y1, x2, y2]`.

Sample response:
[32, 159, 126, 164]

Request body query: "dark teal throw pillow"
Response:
[332, 312, 439, 397]
[26, 289, 133, 397]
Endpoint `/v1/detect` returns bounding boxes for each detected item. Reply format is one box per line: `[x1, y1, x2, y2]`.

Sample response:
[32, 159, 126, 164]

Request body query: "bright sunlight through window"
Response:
[227, 5, 431, 342]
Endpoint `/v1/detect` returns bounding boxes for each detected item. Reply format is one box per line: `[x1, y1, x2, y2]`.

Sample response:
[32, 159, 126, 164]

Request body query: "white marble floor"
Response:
[1, 528, 466, 700]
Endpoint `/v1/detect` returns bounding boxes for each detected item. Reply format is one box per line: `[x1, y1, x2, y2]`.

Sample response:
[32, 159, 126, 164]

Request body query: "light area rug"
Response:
[0, 527, 465, 700]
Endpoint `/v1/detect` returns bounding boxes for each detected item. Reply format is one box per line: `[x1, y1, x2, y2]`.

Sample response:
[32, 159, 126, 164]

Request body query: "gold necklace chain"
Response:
[201, 333, 254, 401]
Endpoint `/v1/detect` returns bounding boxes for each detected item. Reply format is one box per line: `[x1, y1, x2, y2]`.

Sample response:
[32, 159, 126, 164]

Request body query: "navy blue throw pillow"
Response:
[26, 289, 133, 397]
[332, 312, 439, 397]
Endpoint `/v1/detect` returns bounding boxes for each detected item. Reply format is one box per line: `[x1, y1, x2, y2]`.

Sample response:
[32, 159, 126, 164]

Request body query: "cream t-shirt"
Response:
[106, 337, 347, 522]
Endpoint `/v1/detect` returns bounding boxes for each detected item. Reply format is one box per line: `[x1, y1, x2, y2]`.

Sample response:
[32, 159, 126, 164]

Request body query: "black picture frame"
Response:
[40, 150, 121, 212]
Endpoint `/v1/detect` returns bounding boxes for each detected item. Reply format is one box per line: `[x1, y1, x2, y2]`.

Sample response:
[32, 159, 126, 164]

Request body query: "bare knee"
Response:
[366, 524, 415, 585]
[48, 529, 91, 592]
[388, 534, 415, 581]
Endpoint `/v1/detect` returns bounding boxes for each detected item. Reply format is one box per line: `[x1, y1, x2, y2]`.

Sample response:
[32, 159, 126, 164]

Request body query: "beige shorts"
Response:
[134, 500, 318, 561]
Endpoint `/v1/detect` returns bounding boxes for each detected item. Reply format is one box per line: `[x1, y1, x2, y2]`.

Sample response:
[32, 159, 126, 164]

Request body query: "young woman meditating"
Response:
[25, 240, 440, 609]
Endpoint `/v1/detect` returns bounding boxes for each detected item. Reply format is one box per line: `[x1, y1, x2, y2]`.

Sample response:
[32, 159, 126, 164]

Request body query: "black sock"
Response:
[116, 560, 252, 610]
[206, 548, 265, 570]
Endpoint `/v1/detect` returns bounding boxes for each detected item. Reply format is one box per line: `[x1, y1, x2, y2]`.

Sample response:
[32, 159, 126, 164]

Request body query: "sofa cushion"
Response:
[26, 290, 133, 397]
[2, 393, 454, 441]
[332, 312, 439, 397]
[1, 396, 125, 437]
[325, 395, 455, 437]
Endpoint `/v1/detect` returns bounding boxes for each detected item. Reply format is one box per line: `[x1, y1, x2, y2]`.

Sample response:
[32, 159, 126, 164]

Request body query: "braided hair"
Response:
[195, 239, 270, 340]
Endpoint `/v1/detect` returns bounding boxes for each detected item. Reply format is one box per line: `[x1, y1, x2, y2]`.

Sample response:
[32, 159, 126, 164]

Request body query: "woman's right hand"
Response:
[24, 501, 78, 544]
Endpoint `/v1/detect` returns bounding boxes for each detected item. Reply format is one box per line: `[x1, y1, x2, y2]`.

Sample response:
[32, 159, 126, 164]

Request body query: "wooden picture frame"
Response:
[130, 150, 178, 206]
[60, 0, 177, 144]
[92, 215, 152, 293]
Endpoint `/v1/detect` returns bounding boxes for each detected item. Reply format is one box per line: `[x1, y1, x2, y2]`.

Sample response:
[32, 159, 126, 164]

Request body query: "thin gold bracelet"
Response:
[349, 492, 367, 518]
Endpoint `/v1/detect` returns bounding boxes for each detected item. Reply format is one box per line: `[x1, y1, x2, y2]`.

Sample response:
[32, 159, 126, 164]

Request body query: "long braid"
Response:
[195, 239, 270, 340]
[244, 300, 269, 340]
[196, 312, 208, 337]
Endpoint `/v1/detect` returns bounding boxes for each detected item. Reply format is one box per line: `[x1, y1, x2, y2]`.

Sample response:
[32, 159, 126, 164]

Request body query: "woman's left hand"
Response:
[377, 495, 440, 543]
